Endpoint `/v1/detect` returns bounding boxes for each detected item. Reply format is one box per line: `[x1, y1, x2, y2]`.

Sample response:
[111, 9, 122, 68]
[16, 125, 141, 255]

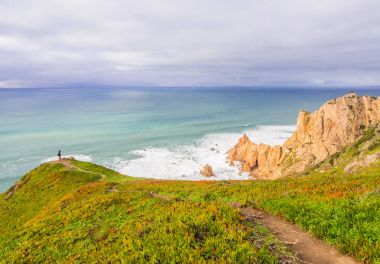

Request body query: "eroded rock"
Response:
[201, 164, 215, 177]
[344, 153, 380, 173]
[227, 93, 380, 179]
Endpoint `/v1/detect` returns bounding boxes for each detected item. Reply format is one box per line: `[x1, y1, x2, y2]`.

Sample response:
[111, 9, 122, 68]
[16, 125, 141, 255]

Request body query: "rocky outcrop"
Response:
[227, 92, 380, 179]
[344, 152, 380, 173]
[200, 164, 215, 177]
[227, 135, 289, 179]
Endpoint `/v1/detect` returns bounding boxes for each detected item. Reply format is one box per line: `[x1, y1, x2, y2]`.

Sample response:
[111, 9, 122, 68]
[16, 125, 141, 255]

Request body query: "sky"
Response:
[0, 0, 380, 88]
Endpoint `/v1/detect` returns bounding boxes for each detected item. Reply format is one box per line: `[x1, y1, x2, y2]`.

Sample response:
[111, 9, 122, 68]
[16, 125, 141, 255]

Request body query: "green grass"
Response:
[141, 166, 380, 263]
[4, 184, 290, 263]
[0, 163, 99, 234]
[1, 128, 380, 263]
[69, 159, 136, 182]
[0, 161, 292, 263]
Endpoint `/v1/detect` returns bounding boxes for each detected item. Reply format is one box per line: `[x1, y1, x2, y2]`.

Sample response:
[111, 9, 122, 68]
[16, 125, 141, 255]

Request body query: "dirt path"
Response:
[231, 203, 359, 264]
[5, 160, 106, 201]
[150, 192, 359, 263]
[150, 194, 359, 263]
[54, 159, 106, 181]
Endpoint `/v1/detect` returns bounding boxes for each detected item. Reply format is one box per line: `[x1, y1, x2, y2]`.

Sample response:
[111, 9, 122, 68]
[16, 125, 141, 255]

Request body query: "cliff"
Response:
[1, 149, 380, 262]
[227, 92, 380, 179]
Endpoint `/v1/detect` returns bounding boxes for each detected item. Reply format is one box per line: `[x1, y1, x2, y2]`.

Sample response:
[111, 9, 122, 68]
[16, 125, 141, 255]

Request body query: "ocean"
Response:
[1, 87, 379, 192]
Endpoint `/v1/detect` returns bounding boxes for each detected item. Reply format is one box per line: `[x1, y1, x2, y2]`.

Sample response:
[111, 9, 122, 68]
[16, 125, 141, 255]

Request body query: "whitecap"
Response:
[105, 125, 295, 181]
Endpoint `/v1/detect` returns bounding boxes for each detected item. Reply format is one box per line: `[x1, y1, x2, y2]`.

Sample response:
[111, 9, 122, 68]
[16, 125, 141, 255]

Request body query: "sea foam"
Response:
[106, 125, 295, 180]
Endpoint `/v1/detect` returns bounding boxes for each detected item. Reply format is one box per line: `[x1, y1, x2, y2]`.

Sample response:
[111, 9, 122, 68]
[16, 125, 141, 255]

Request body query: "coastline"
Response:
[36, 125, 295, 182]
[105, 125, 295, 181]
[2, 87, 379, 191]
[1, 125, 295, 192]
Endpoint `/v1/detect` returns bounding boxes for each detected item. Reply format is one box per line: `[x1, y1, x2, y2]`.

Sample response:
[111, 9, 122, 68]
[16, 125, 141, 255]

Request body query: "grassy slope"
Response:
[163, 127, 380, 263]
[154, 170, 380, 263]
[0, 128, 379, 263]
[0, 162, 291, 263]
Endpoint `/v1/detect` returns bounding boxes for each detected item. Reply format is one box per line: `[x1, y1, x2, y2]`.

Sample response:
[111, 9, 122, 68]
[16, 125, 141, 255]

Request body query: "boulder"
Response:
[200, 164, 215, 177]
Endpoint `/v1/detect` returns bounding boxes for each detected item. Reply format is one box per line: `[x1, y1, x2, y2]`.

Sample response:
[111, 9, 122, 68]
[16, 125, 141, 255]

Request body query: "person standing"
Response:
[58, 150, 62, 161]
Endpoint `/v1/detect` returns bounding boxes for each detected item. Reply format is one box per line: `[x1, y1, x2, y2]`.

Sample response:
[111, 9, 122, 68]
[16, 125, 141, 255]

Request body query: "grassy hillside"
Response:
[0, 161, 292, 263]
[0, 128, 380, 263]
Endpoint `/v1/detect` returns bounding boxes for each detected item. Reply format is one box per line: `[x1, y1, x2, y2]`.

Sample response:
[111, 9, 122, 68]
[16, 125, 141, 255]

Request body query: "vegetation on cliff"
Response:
[0, 126, 379, 263]
[0, 162, 292, 263]
[227, 93, 380, 179]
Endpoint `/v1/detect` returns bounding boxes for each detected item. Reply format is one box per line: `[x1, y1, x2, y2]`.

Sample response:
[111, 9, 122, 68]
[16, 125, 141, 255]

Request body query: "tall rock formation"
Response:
[227, 92, 380, 179]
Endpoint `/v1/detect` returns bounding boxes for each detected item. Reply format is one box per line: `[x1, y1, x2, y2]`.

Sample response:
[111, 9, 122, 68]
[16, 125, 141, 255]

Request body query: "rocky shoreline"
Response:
[214, 92, 380, 179]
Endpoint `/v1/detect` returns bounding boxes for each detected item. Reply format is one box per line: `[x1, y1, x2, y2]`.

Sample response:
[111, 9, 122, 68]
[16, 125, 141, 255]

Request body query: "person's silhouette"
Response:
[58, 150, 61, 161]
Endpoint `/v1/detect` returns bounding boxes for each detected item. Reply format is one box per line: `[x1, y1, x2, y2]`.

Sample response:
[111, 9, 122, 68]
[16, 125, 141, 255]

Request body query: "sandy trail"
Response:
[55, 159, 106, 181]
[51, 165, 361, 264]
[231, 203, 359, 264]
[149, 193, 359, 264]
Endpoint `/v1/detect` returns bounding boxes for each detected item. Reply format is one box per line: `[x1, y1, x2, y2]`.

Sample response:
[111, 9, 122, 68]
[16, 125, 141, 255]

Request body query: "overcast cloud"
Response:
[0, 0, 380, 87]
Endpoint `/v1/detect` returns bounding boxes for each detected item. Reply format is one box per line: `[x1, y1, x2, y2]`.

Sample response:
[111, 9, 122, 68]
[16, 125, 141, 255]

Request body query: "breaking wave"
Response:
[105, 125, 295, 180]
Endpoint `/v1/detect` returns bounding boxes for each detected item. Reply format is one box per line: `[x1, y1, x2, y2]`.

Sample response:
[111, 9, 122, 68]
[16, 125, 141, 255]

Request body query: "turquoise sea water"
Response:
[1, 87, 379, 191]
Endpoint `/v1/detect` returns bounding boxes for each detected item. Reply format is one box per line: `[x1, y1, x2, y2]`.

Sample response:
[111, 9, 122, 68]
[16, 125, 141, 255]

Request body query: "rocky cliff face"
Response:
[227, 93, 380, 179]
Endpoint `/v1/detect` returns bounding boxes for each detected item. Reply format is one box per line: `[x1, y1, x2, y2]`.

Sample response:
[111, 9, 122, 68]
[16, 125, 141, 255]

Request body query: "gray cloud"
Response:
[0, 0, 380, 87]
